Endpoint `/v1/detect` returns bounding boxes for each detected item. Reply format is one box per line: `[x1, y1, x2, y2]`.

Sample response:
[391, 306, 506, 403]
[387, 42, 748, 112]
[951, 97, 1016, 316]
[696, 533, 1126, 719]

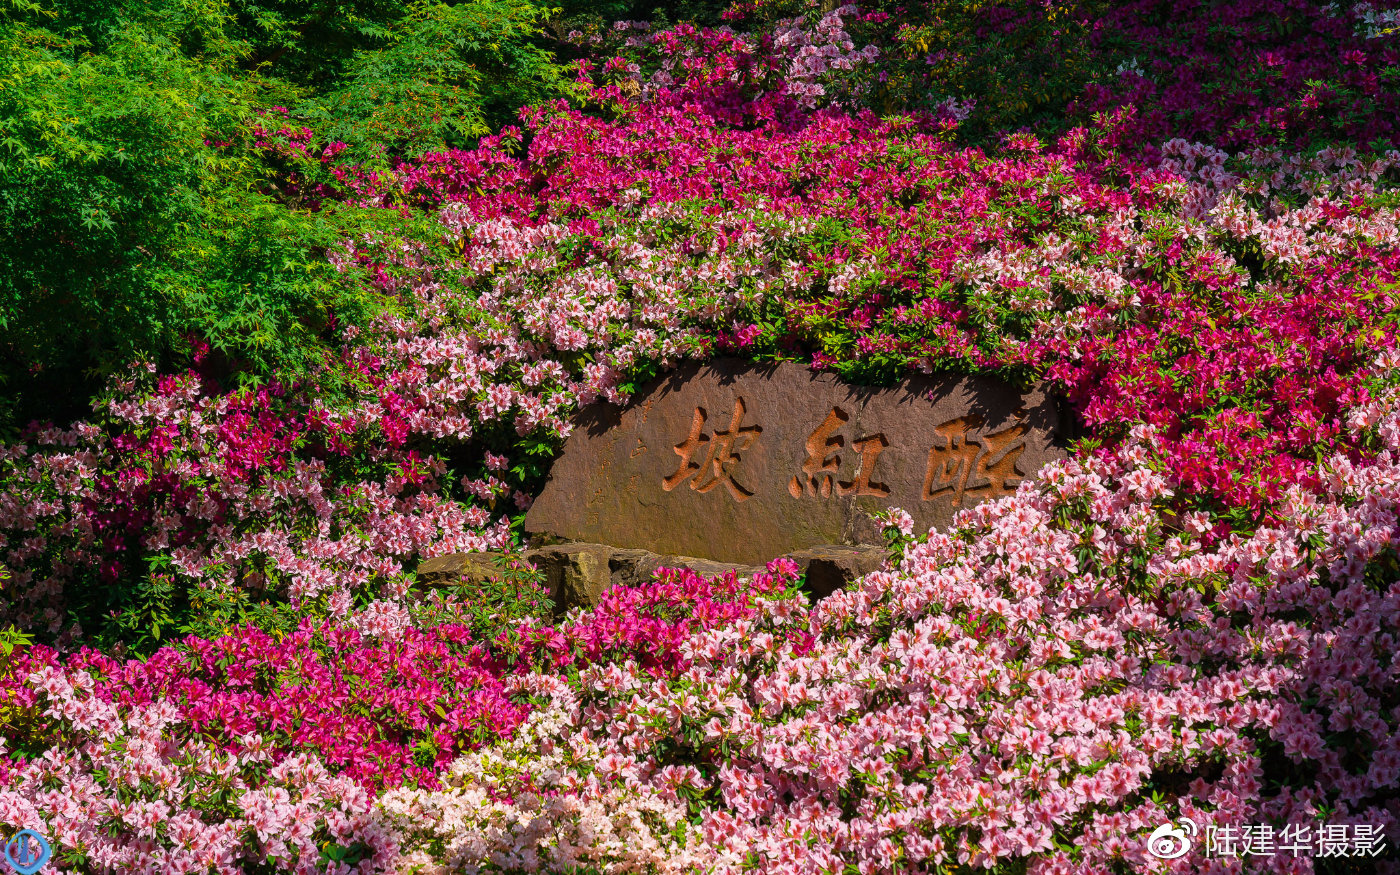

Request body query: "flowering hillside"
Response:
[2, 0, 1400, 873]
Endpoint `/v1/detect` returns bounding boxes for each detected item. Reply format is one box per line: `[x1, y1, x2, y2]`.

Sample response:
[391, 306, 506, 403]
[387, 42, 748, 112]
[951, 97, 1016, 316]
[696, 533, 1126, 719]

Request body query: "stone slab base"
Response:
[416, 542, 889, 615]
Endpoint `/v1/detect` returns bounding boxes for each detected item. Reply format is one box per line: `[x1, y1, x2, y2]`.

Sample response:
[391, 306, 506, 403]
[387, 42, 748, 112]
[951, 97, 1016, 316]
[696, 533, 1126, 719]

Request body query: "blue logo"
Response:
[3, 830, 50, 875]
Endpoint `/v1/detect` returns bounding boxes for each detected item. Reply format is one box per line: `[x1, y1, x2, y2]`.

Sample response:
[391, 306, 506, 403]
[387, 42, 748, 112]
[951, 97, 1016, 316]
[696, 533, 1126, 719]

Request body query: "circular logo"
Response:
[1146, 818, 1197, 860]
[3, 830, 51, 875]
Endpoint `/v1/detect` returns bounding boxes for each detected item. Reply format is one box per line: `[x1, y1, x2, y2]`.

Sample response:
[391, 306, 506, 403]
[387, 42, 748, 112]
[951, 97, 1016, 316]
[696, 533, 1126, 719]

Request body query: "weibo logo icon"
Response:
[1146, 818, 1198, 859]
[3, 830, 51, 875]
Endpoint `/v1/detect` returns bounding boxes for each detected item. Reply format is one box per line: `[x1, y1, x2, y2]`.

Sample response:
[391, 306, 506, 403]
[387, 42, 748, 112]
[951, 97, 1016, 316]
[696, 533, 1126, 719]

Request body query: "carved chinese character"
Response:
[789, 407, 889, 499]
[789, 407, 849, 498]
[965, 422, 1026, 496]
[922, 416, 981, 504]
[922, 416, 1027, 505]
[663, 398, 762, 501]
[838, 434, 890, 497]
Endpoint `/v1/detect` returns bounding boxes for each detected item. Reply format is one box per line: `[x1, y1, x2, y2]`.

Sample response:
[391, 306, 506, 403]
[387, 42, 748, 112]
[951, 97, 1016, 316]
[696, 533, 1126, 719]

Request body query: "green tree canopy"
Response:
[0, 0, 572, 435]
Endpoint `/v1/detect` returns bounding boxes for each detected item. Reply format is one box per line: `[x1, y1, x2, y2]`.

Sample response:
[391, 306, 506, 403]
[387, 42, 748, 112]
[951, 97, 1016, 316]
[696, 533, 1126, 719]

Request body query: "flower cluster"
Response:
[3, 2, 1400, 871]
[0, 667, 399, 874]
[377, 679, 714, 875]
[381, 407, 1400, 873]
[569, 4, 879, 125]
[0, 560, 794, 869]
[770, 6, 881, 108]
[1075, 0, 1400, 154]
[0, 361, 517, 643]
[710, 0, 1400, 154]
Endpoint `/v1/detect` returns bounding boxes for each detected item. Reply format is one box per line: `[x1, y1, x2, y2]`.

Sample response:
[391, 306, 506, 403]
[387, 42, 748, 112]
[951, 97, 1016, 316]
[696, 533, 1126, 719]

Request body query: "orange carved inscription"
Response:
[789, 407, 889, 499]
[922, 416, 1026, 505]
[840, 434, 891, 497]
[662, 398, 762, 502]
[657, 399, 1028, 506]
[788, 407, 848, 498]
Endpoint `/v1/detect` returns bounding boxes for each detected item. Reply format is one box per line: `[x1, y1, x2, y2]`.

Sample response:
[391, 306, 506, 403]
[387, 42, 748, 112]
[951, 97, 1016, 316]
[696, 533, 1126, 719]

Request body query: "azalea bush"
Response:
[392, 100, 1400, 525]
[11, 107, 1400, 647]
[379, 407, 1400, 874]
[654, 0, 1107, 135]
[569, 5, 881, 121]
[0, 563, 795, 873]
[704, 0, 1400, 152]
[1071, 0, 1400, 154]
[4, 0, 1400, 871]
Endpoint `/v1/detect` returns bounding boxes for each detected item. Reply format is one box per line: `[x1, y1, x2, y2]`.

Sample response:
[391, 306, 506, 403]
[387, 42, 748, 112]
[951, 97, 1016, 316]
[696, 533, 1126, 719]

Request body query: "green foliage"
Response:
[545, 0, 732, 39]
[307, 0, 572, 160]
[317, 840, 373, 868]
[80, 550, 302, 656]
[0, 562, 32, 658]
[0, 0, 573, 437]
[0, 566, 34, 664]
[409, 555, 554, 643]
[176, 579, 304, 649]
[0, 625, 31, 663]
[0, 0, 334, 430]
[741, 0, 1117, 143]
[0, 565, 44, 754]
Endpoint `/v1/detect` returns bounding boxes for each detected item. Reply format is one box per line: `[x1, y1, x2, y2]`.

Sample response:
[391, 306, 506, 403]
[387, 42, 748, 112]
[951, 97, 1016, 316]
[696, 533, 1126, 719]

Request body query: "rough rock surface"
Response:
[524, 543, 613, 615]
[784, 544, 889, 600]
[416, 551, 508, 587]
[524, 358, 1068, 564]
[612, 551, 766, 590]
[420, 542, 890, 613]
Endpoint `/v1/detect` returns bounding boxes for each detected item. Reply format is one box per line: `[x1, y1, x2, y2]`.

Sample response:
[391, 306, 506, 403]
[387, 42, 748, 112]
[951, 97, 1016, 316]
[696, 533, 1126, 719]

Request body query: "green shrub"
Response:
[0, 0, 573, 436]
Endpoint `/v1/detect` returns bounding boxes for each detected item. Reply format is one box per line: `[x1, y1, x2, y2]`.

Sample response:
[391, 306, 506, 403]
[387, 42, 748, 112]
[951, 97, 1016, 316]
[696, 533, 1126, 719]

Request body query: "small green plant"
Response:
[0, 624, 32, 663]
[410, 553, 554, 642]
[0, 565, 34, 663]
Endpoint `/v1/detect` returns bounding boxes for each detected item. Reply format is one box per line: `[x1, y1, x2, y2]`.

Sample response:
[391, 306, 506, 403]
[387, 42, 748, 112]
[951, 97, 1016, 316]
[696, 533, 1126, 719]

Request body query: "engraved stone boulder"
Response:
[524, 358, 1070, 565]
